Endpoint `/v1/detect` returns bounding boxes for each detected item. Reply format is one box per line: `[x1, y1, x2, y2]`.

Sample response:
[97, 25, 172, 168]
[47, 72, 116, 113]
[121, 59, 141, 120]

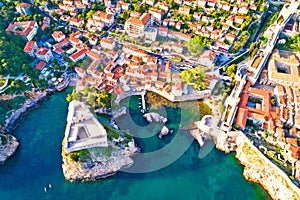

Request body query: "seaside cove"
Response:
[0, 90, 269, 199]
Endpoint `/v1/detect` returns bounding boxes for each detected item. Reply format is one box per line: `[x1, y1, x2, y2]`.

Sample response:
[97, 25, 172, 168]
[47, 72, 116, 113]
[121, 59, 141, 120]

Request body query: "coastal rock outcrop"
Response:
[2, 90, 51, 133]
[0, 90, 51, 166]
[62, 140, 139, 182]
[235, 135, 300, 200]
[192, 116, 300, 200]
[0, 134, 19, 164]
[143, 113, 167, 124]
[215, 131, 239, 153]
[159, 126, 169, 139]
[190, 129, 211, 147]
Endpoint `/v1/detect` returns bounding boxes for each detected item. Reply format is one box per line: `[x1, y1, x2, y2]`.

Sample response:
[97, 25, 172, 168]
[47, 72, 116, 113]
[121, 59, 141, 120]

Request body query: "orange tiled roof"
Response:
[70, 48, 87, 61]
[16, 2, 31, 8]
[236, 107, 248, 129]
[140, 13, 151, 24]
[24, 41, 36, 52]
[6, 21, 36, 37]
[35, 61, 46, 70]
[100, 37, 114, 44]
[52, 31, 65, 39]
[35, 47, 50, 56]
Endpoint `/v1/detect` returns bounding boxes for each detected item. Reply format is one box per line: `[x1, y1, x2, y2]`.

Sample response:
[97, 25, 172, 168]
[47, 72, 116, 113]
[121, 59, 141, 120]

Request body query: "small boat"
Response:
[44, 187, 47, 192]
[49, 184, 52, 189]
[55, 78, 70, 91]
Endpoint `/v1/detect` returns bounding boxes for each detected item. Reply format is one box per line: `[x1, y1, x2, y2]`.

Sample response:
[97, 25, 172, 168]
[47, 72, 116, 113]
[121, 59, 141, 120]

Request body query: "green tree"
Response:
[223, 64, 237, 77]
[251, 47, 259, 58]
[66, 94, 73, 102]
[185, 14, 193, 22]
[249, 42, 256, 52]
[270, 96, 276, 106]
[187, 36, 205, 55]
[259, 4, 265, 12]
[86, 10, 95, 19]
[181, 70, 194, 83]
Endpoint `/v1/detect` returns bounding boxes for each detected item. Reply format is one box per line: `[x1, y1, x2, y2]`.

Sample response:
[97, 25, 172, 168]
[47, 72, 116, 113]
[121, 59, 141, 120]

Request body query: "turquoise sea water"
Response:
[0, 90, 270, 200]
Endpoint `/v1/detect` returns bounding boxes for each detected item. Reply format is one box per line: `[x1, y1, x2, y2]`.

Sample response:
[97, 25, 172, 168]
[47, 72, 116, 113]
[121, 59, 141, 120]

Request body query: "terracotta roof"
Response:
[70, 17, 83, 23]
[100, 37, 114, 44]
[6, 21, 36, 37]
[43, 17, 50, 24]
[249, 87, 271, 112]
[54, 38, 69, 49]
[41, 24, 49, 31]
[149, 8, 164, 15]
[86, 50, 101, 59]
[24, 41, 36, 52]
[127, 13, 151, 26]
[35, 47, 50, 56]
[35, 61, 46, 70]
[75, 66, 85, 74]
[52, 31, 65, 40]
[287, 137, 298, 146]
[70, 49, 87, 61]
[69, 37, 81, 44]
[93, 10, 113, 21]
[235, 81, 275, 128]
[55, 47, 64, 53]
[127, 17, 144, 25]
[226, 33, 236, 40]
[16, 2, 31, 9]
[140, 13, 151, 24]
[235, 15, 245, 20]
[158, 26, 168, 32]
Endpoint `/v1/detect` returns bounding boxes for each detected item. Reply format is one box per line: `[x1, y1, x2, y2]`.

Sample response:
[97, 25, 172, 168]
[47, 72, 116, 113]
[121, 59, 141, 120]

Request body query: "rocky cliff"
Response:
[0, 134, 19, 164]
[0, 90, 51, 165]
[235, 135, 300, 200]
[191, 126, 300, 200]
[62, 140, 139, 182]
[2, 90, 50, 133]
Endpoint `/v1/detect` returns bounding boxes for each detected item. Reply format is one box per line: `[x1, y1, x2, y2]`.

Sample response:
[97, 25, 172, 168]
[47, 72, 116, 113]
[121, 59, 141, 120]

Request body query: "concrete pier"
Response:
[141, 93, 146, 110]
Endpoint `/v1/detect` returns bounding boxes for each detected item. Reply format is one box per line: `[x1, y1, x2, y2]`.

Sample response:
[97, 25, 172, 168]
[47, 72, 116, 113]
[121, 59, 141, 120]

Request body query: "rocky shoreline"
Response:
[234, 134, 300, 200]
[195, 129, 300, 200]
[0, 134, 19, 165]
[62, 141, 139, 182]
[0, 90, 53, 165]
[1, 90, 52, 134]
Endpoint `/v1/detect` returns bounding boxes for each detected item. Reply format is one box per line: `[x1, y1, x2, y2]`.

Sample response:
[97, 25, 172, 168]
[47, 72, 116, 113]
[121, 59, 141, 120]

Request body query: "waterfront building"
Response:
[235, 81, 271, 129]
[64, 100, 108, 154]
